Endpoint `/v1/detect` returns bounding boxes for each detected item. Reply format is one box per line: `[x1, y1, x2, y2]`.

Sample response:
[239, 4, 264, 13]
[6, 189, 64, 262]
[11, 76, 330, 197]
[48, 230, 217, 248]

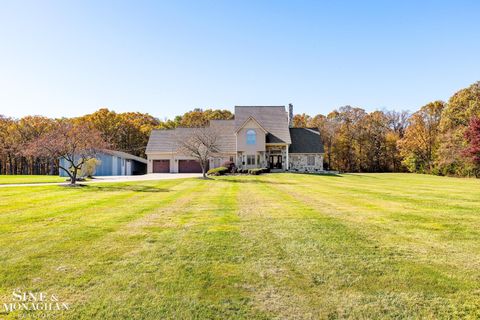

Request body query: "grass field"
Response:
[0, 175, 64, 185]
[0, 173, 479, 319]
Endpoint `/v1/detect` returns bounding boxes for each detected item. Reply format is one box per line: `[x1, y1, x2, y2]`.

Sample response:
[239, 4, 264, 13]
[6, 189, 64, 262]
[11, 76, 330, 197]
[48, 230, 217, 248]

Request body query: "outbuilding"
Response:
[59, 150, 147, 177]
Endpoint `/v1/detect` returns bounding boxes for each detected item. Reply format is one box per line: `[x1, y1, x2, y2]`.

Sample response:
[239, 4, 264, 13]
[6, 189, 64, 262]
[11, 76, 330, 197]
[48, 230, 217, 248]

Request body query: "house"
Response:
[59, 150, 147, 177]
[146, 105, 324, 173]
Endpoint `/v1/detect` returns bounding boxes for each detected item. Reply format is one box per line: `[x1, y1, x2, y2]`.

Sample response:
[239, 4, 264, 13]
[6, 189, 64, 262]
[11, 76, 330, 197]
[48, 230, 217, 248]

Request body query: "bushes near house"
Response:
[207, 166, 229, 176]
[234, 168, 248, 174]
[210, 166, 270, 175]
[247, 168, 270, 175]
[248, 168, 263, 175]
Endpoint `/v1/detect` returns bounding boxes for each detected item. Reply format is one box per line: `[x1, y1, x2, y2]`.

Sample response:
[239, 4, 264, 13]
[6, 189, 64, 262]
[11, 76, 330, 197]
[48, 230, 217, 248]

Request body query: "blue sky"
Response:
[0, 0, 479, 120]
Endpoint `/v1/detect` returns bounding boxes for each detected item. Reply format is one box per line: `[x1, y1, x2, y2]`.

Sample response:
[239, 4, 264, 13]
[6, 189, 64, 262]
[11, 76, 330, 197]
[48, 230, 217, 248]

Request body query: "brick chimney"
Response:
[288, 103, 293, 128]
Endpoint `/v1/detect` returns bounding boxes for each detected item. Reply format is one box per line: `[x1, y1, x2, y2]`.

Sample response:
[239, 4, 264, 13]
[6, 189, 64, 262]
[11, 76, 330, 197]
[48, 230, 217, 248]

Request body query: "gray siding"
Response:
[59, 152, 146, 177]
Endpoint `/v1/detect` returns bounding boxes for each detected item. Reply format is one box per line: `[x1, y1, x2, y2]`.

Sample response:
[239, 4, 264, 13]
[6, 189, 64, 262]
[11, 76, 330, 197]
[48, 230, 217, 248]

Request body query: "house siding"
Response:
[236, 119, 266, 152]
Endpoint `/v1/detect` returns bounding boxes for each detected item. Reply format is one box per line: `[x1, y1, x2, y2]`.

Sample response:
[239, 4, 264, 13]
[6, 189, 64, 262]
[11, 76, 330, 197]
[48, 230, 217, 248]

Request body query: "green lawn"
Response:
[0, 173, 479, 319]
[0, 175, 64, 185]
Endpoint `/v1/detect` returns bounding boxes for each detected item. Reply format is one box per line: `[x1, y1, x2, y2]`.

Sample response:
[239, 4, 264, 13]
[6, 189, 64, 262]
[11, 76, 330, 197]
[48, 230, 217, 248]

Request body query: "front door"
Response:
[269, 155, 282, 169]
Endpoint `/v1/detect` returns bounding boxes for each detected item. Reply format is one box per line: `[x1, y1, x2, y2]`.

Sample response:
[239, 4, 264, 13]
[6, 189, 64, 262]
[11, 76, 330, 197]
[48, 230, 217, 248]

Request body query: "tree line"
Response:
[0, 108, 233, 175]
[1, 81, 479, 177]
[292, 81, 480, 177]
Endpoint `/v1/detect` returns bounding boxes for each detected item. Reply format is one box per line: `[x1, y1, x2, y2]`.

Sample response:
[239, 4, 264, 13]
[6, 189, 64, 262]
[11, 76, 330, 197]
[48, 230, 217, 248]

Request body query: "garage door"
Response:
[178, 160, 206, 173]
[152, 160, 170, 173]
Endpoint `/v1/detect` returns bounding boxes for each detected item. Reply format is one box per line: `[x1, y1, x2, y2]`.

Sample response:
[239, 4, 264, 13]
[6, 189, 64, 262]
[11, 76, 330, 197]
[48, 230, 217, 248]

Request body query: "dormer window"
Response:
[246, 129, 256, 145]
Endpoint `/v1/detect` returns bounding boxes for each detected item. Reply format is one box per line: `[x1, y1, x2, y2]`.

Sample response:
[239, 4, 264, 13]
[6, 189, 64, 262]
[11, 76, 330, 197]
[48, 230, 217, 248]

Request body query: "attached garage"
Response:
[178, 160, 206, 173]
[152, 160, 170, 173]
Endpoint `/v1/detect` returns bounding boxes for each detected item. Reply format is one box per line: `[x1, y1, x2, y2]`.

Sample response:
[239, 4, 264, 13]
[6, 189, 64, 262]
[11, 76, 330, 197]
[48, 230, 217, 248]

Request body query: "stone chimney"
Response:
[288, 103, 293, 127]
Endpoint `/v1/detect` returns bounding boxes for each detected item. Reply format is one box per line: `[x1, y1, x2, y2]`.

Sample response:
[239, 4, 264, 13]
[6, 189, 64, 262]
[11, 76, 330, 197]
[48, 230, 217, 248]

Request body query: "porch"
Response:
[236, 145, 289, 170]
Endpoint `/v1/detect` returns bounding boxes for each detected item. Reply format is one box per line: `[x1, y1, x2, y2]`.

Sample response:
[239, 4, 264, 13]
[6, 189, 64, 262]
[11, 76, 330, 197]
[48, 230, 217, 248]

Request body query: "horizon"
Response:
[1, 1, 479, 120]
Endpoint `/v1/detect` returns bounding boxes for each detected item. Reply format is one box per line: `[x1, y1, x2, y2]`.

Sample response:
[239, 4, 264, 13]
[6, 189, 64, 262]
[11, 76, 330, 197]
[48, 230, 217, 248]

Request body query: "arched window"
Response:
[246, 129, 256, 145]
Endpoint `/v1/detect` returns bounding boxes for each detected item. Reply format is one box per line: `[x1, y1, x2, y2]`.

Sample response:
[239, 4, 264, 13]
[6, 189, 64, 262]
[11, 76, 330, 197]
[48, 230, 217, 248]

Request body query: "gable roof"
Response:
[146, 128, 194, 154]
[146, 129, 174, 153]
[234, 106, 291, 144]
[265, 133, 285, 143]
[288, 128, 324, 154]
[146, 121, 236, 154]
[103, 149, 148, 164]
[235, 116, 268, 134]
[209, 120, 236, 153]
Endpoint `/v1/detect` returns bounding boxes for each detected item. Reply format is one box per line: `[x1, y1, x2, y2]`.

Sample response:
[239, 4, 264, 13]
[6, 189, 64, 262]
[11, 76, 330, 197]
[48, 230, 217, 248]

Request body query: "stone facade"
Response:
[289, 154, 323, 172]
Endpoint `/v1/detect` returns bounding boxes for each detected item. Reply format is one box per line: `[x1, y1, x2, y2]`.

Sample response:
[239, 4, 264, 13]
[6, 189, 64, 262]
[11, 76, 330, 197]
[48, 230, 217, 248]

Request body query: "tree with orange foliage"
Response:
[463, 117, 480, 176]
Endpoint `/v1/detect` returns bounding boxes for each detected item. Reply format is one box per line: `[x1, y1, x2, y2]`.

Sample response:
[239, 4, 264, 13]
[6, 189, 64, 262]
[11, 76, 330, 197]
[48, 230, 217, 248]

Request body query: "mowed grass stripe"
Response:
[1, 173, 479, 319]
[0, 175, 64, 185]
[232, 175, 477, 319]
[0, 180, 189, 268]
[275, 173, 480, 212]
[288, 173, 480, 204]
[265, 174, 480, 278]
[0, 180, 182, 224]
[55, 179, 211, 319]
[62, 178, 267, 319]
[0, 179, 197, 291]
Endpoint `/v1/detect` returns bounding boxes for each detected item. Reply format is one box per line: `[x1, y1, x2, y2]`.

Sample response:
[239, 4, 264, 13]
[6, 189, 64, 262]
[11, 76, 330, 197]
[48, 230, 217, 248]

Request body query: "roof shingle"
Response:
[288, 128, 324, 153]
[146, 121, 236, 154]
[234, 106, 291, 144]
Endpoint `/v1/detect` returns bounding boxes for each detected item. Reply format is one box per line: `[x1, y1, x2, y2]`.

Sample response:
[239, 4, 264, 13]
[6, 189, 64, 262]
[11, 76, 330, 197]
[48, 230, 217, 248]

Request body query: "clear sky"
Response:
[0, 0, 479, 120]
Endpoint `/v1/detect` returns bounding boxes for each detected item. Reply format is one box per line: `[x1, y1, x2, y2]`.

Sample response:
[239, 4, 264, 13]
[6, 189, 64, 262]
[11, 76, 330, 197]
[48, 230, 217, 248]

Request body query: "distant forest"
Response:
[1, 81, 480, 177]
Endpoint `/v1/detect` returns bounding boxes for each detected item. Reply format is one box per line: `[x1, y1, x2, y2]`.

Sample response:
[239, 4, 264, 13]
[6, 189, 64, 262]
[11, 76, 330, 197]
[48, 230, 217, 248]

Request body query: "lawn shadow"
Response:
[342, 173, 379, 179]
[83, 184, 170, 193]
[291, 172, 343, 178]
[216, 177, 297, 185]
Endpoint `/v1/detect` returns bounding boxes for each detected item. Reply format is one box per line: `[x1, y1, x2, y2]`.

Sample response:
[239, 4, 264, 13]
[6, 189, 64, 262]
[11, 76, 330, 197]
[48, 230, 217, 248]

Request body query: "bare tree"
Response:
[175, 127, 219, 178]
[385, 109, 410, 138]
[25, 121, 109, 185]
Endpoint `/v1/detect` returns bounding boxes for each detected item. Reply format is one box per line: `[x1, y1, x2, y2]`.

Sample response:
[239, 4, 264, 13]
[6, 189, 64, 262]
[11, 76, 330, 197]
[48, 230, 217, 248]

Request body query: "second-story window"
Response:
[246, 129, 256, 145]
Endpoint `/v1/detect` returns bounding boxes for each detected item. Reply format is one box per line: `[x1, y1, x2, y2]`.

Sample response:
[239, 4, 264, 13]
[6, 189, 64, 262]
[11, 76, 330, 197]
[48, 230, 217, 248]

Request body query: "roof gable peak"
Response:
[235, 116, 268, 133]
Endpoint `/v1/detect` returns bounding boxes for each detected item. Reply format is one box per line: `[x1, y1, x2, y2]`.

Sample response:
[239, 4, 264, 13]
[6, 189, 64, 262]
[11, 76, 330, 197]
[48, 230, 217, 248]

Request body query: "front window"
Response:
[246, 129, 256, 145]
[247, 155, 255, 165]
[307, 155, 315, 166]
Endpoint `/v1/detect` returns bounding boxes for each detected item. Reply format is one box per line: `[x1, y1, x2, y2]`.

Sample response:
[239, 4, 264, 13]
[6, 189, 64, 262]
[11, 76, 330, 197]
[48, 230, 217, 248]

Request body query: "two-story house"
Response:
[146, 105, 324, 173]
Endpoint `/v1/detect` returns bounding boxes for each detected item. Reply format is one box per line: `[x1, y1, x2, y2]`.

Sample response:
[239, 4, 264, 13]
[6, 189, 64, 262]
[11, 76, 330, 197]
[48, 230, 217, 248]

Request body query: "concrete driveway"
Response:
[0, 173, 203, 188]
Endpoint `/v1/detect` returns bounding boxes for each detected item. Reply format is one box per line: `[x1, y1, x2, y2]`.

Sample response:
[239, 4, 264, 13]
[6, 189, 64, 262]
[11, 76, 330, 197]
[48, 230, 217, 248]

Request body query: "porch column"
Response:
[285, 145, 289, 170]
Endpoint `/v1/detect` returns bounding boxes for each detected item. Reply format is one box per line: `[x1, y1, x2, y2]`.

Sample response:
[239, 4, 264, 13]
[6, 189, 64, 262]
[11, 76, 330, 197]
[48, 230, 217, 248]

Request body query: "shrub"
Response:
[79, 158, 101, 178]
[248, 168, 264, 175]
[207, 166, 229, 176]
[222, 161, 236, 173]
